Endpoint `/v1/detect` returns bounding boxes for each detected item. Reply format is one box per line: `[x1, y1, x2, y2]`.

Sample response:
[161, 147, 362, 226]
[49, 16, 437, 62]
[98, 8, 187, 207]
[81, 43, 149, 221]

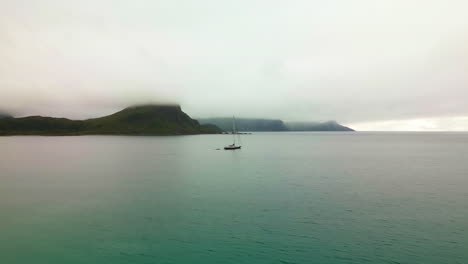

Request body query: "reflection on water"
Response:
[1, 133, 467, 263]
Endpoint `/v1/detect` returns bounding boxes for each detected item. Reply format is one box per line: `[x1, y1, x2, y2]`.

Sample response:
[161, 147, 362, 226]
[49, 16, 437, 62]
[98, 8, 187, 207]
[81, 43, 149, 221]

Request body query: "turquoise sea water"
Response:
[0, 132, 467, 263]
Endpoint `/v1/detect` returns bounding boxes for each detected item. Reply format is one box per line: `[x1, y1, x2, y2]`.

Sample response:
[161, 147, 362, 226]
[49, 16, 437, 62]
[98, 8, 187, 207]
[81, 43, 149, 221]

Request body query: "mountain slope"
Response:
[198, 118, 288, 131]
[0, 105, 221, 135]
[0, 116, 84, 135]
[84, 105, 211, 134]
[0, 113, 13, 119]
[199, 118, 354, 132]
[285, 121, 354, 131]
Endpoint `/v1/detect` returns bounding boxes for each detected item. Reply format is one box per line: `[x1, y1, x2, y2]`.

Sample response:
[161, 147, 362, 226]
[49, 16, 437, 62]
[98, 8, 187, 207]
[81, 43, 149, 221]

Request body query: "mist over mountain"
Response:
[1, 1, 468, 131]
[198, 118, 354, 132]
[0, 113, 12, 119]
[285, 121, 354, 131]
[0, 105, 221, 135]
[198, 118, 288, 132]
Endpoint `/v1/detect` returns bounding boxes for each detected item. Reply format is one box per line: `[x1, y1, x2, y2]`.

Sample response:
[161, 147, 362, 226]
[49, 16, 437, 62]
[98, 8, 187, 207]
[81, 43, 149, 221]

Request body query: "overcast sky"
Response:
[1, 0, 468, 130]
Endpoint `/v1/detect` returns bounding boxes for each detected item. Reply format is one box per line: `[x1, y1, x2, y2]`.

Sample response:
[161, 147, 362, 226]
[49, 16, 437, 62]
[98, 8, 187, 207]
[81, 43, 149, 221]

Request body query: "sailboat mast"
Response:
[223, 115, 242, 150]
[232, 116, 236, 145]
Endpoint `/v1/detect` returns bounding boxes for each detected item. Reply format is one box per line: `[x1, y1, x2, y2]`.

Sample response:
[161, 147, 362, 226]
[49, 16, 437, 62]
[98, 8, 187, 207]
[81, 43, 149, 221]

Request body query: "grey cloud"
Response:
[1, 0, 468, 129]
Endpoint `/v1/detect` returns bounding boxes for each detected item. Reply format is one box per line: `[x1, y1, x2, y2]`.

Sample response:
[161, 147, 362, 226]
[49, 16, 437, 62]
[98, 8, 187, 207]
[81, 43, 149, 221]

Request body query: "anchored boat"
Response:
[224, 116, 242, 150]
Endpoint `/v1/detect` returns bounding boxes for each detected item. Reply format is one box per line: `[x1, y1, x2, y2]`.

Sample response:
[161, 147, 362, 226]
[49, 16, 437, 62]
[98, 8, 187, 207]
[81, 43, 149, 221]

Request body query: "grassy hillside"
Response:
[0, 116, 84, 135]
[0, 105, 221, 135]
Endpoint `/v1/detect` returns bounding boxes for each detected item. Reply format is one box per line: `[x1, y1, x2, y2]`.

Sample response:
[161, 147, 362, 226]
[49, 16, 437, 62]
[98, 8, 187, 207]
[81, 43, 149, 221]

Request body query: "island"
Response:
[0, 105, 222, 136]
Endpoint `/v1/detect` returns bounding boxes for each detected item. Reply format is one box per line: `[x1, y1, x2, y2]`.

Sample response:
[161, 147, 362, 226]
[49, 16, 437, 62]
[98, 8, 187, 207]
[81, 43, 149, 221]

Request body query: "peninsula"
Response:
[0, 105, 222, 136]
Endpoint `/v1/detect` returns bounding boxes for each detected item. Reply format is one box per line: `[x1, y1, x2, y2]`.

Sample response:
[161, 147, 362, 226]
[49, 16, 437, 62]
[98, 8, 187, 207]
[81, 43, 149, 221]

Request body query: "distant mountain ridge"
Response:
[0, 105, 222, 135]
[0, 113, 12, 119]
[198, 118, 354, 132]
[285, 121, 354, 131]
[198, 118, 288, 132]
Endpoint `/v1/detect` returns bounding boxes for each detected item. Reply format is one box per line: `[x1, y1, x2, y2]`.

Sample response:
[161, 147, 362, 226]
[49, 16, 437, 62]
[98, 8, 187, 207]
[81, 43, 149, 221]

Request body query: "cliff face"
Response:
[0, 105, 222, 135]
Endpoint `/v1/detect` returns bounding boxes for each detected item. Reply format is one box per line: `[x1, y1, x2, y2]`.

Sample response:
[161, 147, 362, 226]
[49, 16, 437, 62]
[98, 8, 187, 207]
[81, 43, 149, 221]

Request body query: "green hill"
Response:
[0, 105, 221, 135]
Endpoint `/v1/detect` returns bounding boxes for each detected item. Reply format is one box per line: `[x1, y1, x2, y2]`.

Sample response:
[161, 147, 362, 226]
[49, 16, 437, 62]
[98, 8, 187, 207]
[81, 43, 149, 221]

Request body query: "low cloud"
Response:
[1, 0, 468, 129]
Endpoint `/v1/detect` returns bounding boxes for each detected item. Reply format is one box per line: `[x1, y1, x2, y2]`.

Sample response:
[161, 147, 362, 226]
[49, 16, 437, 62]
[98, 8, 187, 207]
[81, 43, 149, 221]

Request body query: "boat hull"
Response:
[224, 146, 241, 150]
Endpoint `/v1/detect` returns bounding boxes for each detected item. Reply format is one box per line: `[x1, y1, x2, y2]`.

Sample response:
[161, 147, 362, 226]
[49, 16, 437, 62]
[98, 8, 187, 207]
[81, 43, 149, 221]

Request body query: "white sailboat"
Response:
[224, 116, 241, 150]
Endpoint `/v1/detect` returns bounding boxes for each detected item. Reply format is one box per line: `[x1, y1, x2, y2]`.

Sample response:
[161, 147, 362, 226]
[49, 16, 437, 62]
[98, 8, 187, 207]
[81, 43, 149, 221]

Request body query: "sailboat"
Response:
[224, 116, 242, 150]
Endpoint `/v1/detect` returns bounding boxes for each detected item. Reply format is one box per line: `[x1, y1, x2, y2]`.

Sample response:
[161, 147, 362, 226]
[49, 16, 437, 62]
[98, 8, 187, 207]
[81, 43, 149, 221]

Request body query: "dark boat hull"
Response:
[224, 146, 241, 150]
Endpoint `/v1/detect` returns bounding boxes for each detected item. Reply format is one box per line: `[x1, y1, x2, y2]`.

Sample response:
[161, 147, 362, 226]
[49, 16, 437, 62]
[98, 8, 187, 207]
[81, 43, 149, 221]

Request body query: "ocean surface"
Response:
[0, 132, 467, 264]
